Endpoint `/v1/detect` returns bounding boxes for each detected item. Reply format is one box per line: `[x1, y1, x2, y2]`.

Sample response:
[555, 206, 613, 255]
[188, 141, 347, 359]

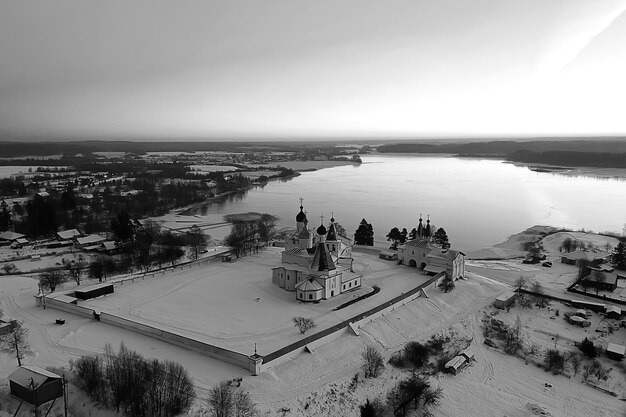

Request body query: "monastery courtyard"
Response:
[79, 247, 432, 355]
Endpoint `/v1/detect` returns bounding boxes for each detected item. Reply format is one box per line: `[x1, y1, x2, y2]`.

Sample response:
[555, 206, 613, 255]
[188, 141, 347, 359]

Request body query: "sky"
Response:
[1, 0, 625, 141]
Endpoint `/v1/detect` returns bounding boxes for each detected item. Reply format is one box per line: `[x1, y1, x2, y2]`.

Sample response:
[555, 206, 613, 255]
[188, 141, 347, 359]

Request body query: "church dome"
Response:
[296, 205, 307, 222]
[316, 223, 327, 235]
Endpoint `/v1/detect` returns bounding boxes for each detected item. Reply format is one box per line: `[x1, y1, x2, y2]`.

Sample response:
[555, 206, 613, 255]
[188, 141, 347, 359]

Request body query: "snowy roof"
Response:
[405, 239, 433, 248]
[296, 279, 323, 292]
[605, 305, 621, 315]
[424, 264, 446, 274]
[570, 316, 585, 323]
[57, 229, 81, 240]
[76, 234, 106, 245]
[496, 292, 516, 302]
[101, 241, 117, 251]
[341, 272, 362, 283]
[445, 355, 466, 369]
[9, 366, 61, 389]
[0, 231, 25, 241]
[427, 248, 465, 261]
[607, 343, 625, 356]
[460, 346, 475, 361]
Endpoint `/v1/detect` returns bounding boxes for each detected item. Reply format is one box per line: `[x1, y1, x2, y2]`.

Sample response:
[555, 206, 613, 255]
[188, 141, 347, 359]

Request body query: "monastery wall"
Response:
[98, 312, 254, 371]
[44, 297, 96, 318]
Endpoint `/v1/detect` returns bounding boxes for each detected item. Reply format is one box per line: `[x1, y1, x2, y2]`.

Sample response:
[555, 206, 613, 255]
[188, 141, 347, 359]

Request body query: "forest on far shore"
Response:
[377, 139, 626, 169]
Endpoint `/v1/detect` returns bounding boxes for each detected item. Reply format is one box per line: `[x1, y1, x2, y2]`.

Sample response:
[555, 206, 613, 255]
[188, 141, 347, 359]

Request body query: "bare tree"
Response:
[514, 276, 527, 291]
[567, 352, 583, 376]
[594, 271, 606, 295]
[362, 346, 385, 379]
[66, 254, 85, 286]
[207, 381, 258, 417]
[0, 321, 29, 366]
[233, 390, 258, 417]
[594, 363, 612, 382]
[39, 269, 68, 293]
[188, 225, 208, 261]
[530, 280, 548, 308]
[293, 317, 316, 334]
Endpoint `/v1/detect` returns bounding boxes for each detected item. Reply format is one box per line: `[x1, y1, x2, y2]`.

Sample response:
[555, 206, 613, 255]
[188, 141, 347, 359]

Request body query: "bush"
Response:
[362, 346, 385, 378]
[544, 349, 565, 373]
[403, 342, 431, 369]
[438, 275, 455, 293]
[579, 338, 597, 358]
[293, 317, 316, 334]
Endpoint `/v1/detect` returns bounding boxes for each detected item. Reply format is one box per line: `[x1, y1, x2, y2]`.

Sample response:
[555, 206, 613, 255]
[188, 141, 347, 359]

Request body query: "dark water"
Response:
[193, 154, 626, 251]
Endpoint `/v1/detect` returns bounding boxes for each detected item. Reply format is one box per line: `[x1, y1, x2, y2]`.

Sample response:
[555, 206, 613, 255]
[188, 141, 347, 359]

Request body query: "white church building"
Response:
[272, 202, 362, 302]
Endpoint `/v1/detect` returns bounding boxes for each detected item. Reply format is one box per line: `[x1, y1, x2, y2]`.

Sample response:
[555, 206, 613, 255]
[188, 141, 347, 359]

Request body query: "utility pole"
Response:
[63, 374, 68, 417]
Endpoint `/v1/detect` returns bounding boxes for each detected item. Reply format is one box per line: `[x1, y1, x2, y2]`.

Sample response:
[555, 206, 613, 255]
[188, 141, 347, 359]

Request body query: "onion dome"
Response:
[316, 223, 327, 236]
[296, 205, 307, 223]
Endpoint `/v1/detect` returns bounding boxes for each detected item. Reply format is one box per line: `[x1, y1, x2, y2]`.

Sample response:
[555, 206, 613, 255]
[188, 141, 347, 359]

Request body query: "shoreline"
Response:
[176, 159, 356, 216]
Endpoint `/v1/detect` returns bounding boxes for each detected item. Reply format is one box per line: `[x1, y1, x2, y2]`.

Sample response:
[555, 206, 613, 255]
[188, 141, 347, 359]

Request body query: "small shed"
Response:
[0, 316, 17, 335]
[74, 283, 114, 300]
[459, 346, 475, 362]
[575, 309, 589, 318]
[444, 355, 466, 375]
[605, 305, 622, 319]
[494, 292, 516, 309]
[606, 343, 625, 361]
[379, 250, 398, 261]
[8, 366, 63, 407]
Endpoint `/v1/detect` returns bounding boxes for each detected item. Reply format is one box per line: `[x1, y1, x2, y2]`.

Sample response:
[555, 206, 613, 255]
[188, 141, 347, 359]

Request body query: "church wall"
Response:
[272, 268, 285, 288]
[285, 270, 297, 291]
[341, 277, 361, 293]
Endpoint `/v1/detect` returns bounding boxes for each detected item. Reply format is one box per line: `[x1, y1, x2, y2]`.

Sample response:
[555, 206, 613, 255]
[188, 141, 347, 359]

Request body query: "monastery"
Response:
[271, 201, 362, 302]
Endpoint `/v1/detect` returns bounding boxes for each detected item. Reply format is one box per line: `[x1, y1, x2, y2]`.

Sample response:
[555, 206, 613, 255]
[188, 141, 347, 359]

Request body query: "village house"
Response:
[560, 249, 606, 266]
[272, 202, 362, 302]
[582, 270, 619, 292]
[76, 234, 107, 250]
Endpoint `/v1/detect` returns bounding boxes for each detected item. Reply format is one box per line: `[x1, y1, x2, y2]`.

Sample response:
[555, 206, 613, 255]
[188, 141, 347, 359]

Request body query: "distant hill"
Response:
[377, 139, 626, 155]
[0, 141, 299, 158]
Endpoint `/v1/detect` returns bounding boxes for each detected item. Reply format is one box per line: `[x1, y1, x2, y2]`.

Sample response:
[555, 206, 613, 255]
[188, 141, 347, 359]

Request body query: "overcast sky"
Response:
[1, 0, 625, 141]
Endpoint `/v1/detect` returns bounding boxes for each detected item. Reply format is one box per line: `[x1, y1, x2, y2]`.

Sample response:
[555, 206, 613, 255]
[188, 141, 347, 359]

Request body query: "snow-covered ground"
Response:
[2, 242, 625, 416]
[63, 248, 432, 354]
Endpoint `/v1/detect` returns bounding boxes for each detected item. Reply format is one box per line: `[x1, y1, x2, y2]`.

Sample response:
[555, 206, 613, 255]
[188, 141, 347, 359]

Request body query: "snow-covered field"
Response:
[75, 248, 432, 354]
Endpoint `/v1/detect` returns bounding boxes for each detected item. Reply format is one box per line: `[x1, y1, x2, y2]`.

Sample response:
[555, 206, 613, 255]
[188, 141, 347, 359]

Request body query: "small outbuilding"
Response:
[606, 343, 625, 361]
[459, 346, 475, 362]
[8, 366, 63, 407]
[379, 250, 398, 261]
[74, 283, 114, 300]
[0, 231, 26, 243]
[444, 355, 467, 375]
[493, 292, 516, 309]
[605, 305, 622, 320]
